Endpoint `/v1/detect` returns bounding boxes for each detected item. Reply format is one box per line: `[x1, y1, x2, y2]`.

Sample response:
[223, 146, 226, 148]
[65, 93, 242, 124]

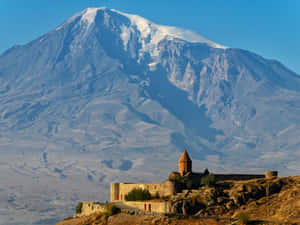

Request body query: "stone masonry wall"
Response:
[110, 181, 175, 202]
[123, 200, 171, 214]
[214, 174, 265, 181]
[74, 202, 104, 217]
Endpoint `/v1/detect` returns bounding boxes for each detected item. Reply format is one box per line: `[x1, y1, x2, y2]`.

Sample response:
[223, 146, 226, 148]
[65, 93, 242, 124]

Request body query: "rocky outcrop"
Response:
[194, 176, 300, 223]
[170, 199, 205, 215]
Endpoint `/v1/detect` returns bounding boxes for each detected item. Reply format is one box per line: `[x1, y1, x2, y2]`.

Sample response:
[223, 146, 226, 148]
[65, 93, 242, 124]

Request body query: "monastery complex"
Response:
[108, 150, 278, 214]
[75, 150, 278, 217]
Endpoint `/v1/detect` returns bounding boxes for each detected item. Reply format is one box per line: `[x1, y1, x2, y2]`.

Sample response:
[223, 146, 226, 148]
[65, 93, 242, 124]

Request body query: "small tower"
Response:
[178, 150, 192, 176]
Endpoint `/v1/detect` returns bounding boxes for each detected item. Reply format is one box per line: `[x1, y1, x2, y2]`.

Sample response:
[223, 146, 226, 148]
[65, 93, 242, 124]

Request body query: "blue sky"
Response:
[0, 0, 299, 74]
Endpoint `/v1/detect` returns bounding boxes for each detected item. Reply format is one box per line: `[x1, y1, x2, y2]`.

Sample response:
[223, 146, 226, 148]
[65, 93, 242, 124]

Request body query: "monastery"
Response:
[75, 150, 278, 216]
[108, 150, 277, 214]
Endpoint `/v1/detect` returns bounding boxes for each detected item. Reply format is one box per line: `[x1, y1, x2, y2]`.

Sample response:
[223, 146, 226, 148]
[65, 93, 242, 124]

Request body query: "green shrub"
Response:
[203, 168, 209, 176]
[187, 180, 193, 189]
[75, 202, 83, 214]
[154, 191, 160, 199]
[103, 203, 120, 217]
[168, 172, 182, 182]
[200, 174, 215, 186]
[125, 188, 152, 201]
[236, 211, 250, 224]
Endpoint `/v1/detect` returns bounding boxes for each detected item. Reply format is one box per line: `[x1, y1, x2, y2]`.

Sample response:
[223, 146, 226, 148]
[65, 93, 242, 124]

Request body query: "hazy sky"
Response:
[0, 0, 299, 74]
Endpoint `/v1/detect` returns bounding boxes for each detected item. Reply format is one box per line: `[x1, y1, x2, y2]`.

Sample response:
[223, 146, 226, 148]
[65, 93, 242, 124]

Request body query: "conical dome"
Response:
[178, 150, 192, 176]
[179, 150, 191, 162]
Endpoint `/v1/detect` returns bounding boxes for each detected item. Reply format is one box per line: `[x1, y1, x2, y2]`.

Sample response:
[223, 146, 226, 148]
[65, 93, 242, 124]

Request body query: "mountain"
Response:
[0, 7, 299, 225]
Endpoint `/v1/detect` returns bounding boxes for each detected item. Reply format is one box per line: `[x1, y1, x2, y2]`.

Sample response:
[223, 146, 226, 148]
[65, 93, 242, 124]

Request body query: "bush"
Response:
[103, 203, 120, 217]
[236, 211, 250, 224]
[201, 174, 215, 186]
[125, 188, 152, 201]
[168, 172, 182, 182]
[203, 168, 209, 176]
[187, 180, 193, 189]
[154, 191, 160, 199]
[75, 202, 83, 214]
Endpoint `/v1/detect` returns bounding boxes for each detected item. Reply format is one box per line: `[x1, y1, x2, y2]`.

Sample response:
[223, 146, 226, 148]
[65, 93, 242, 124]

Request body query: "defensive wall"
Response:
[74, 202, 104, 217]
[123, 200, 172, 214]
[111, 181, 175, 202]
[214, 171, 278, 181]
[214, 174, 265, 181]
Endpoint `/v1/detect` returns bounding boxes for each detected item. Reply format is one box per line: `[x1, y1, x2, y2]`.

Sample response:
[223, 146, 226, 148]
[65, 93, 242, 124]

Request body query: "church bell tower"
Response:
[178, 150, 192, 176]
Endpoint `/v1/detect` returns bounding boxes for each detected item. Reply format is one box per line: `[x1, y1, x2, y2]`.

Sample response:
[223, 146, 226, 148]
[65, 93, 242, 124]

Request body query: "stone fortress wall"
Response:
[74, 200, 172, 216]
[214, 174, 265, 181]
[214, 171, 278, 182]
[111, 181, 175, 202]
[74, 202, 104, 217]
[265, 171, 278, 179]
[123, 200, 172, 214]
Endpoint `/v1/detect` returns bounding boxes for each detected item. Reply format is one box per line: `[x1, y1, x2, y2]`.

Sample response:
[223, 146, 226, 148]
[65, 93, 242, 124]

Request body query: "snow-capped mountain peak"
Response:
[112, 8, 227, 49]
[80, 8, 100, 27]
[57, 7, 227, 54]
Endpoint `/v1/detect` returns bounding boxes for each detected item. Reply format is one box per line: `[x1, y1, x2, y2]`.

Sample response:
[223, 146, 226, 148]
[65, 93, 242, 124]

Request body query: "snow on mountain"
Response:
[110, 8, 227, 53]
[58, 7, 226, 57]
[0, 7, 300, 225]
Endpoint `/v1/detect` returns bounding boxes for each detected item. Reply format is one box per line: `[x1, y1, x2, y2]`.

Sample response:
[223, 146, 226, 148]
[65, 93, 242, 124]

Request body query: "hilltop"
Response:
[57, 175, 300, 225]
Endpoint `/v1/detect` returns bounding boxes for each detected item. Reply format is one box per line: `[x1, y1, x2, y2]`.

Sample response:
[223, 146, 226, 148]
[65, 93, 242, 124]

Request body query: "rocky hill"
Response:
[58, 214, 226, 225]
[57, 176, 300, 225]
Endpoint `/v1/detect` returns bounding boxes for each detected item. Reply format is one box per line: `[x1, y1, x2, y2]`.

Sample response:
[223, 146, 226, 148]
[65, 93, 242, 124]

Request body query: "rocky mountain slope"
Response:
[0, 7, 300, 225]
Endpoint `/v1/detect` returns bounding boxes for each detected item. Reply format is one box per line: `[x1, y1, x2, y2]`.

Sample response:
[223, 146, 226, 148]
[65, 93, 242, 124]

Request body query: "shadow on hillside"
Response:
[146, 66, 223, 142]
